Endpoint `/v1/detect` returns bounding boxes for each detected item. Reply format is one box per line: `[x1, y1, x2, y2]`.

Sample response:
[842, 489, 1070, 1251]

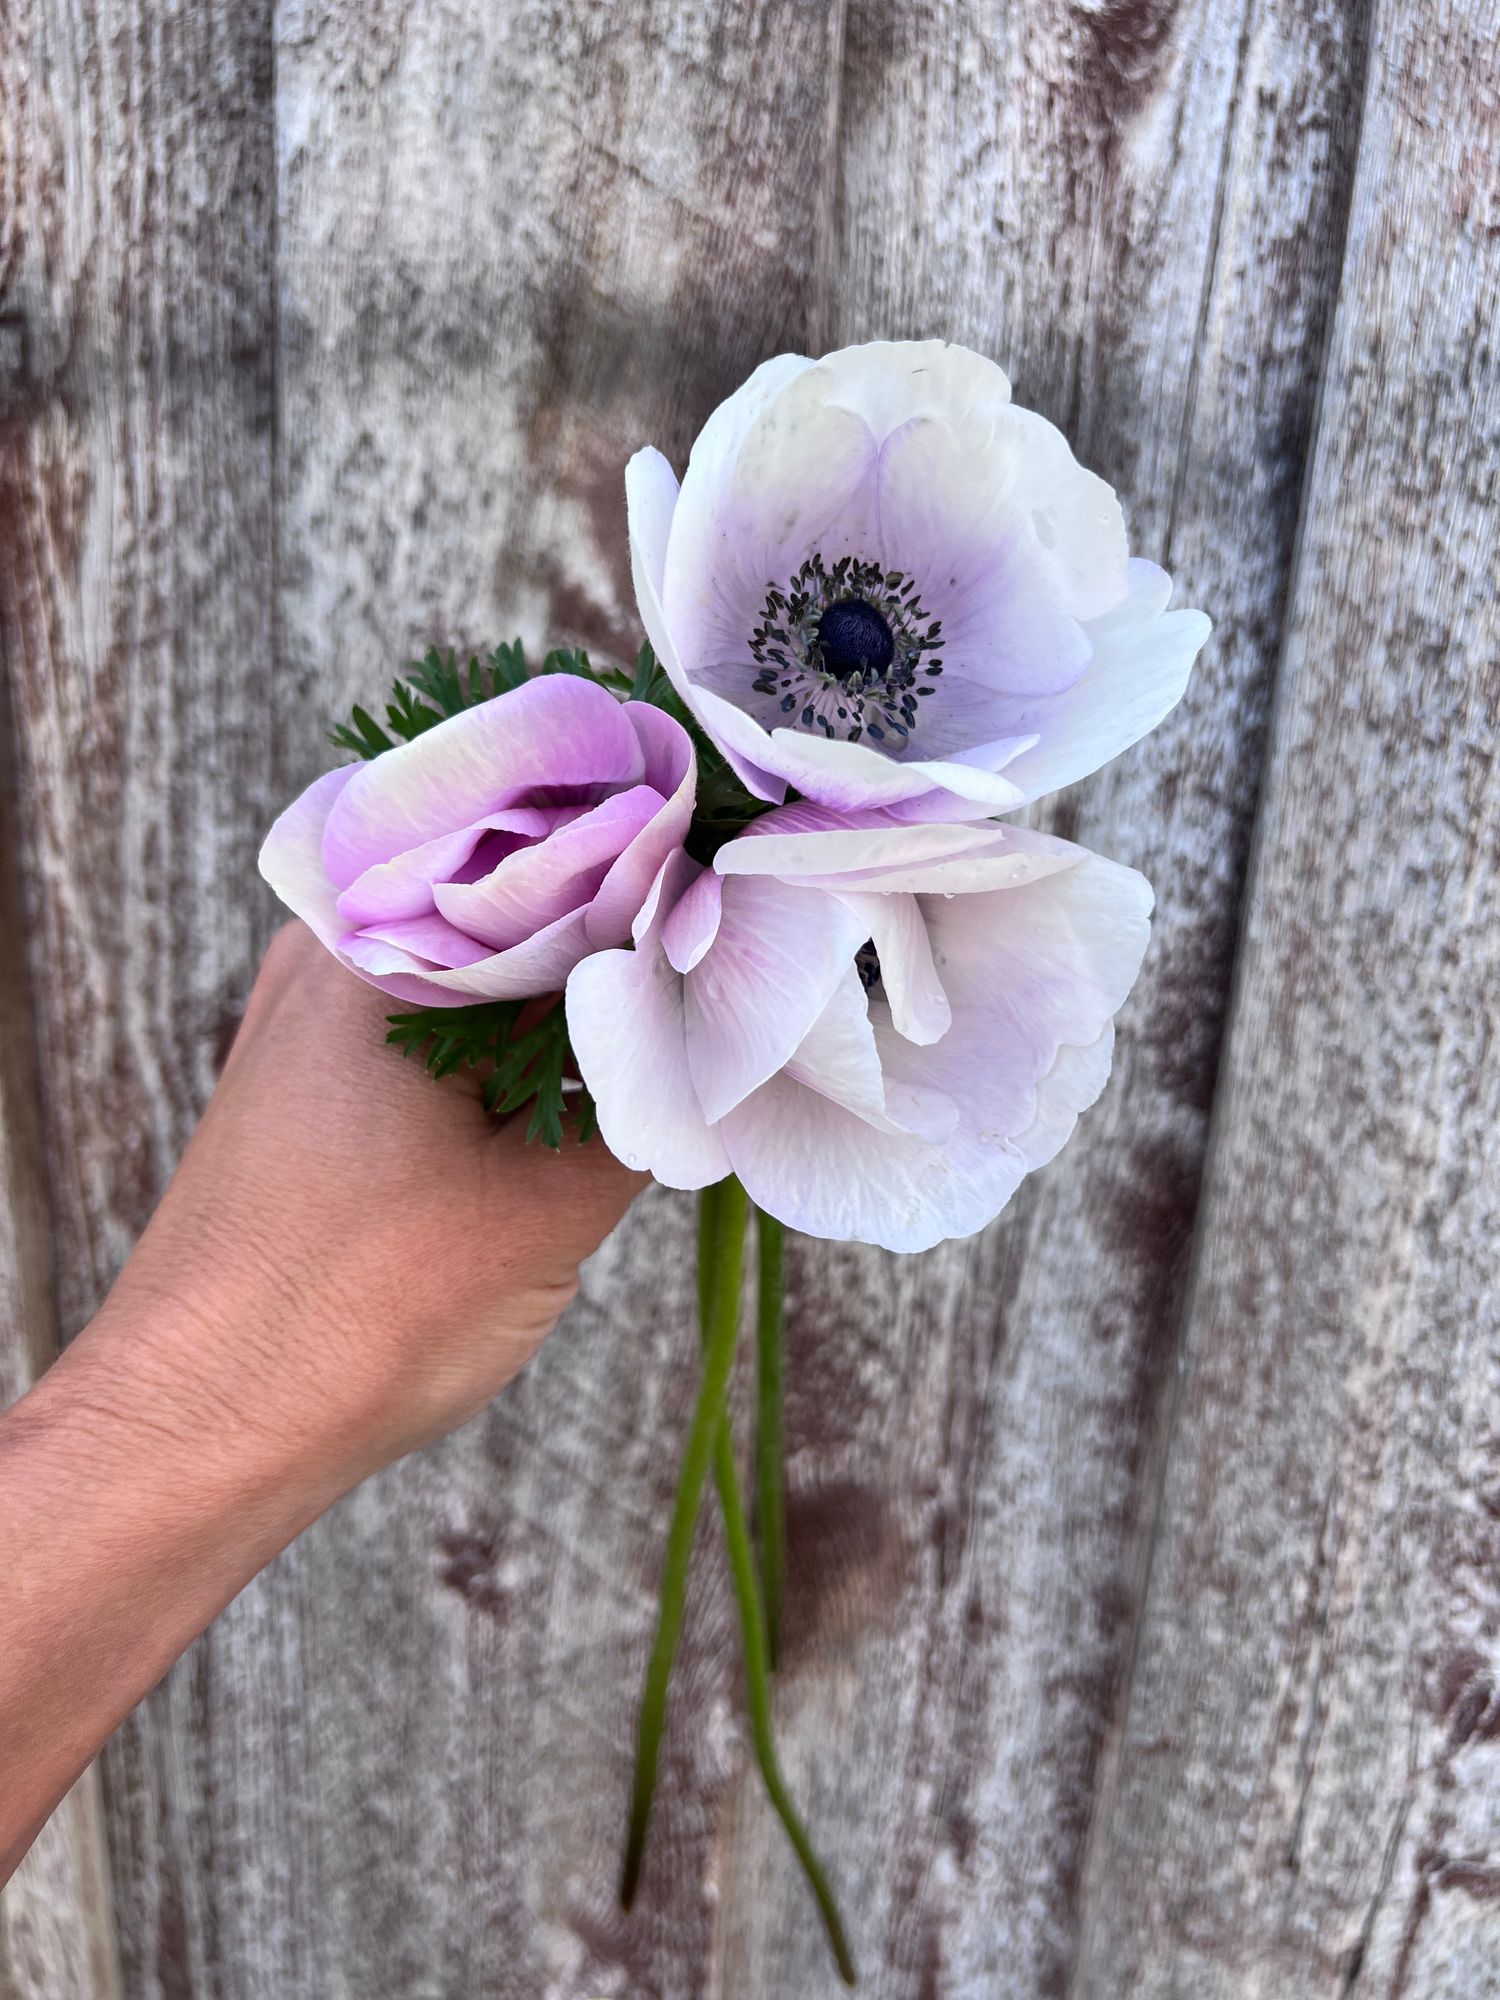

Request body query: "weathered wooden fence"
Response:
[3, 2, 1498, 1995]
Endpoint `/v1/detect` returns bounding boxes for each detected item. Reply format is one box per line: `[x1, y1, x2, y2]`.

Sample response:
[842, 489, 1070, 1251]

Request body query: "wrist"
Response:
[0, 1295, 366, 1873]
[92, 1209, 402, 1500]
[53, 1220, 382, 1548]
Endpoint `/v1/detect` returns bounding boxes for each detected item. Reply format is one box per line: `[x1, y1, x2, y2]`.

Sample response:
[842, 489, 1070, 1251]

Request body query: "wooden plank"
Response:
[263, 4, 1370, 1994]
[0, 6, 1415, 2000]
[717, 4, 1376, 1993]
[1070, 4, 1500, 1994]
[0, 0, 280, 1990]
[0, 704, 120, 1999]
[190, 4, 852, 1997]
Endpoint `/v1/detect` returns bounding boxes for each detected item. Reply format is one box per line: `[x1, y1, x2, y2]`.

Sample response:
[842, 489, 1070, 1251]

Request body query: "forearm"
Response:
[0, 925, 640, 1886]
[0, 1292, 360, 1883]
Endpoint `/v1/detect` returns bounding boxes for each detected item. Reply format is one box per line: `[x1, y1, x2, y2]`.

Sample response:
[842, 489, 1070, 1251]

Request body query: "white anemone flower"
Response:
[626, 340, 1210, 816]
[565, 804, 1153, 1252]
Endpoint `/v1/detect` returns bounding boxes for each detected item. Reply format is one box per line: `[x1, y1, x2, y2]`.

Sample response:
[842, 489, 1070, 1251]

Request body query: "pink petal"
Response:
[434, 787, 664, 950]
[661, 866, 723, 973]
[334, 808, 555, 926]
[342, 913, 495, 970]
[345, 906, 597, 1007]
[258, 765, 360, 949]
[585, 704, 696, 947]
[320, 676, 646, 889]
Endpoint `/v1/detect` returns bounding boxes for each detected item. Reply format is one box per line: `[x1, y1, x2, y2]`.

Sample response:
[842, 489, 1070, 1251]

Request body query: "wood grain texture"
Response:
[1070, 3, 1500, 1994]
[718, 4, 1375, 1994]
[157, 3, 854, 1996]
[4, 0, 1494, 1995]
[0, 0, 279, 1990]
[0, 656, 120, 2000]
[261, 3, 1370, 1994]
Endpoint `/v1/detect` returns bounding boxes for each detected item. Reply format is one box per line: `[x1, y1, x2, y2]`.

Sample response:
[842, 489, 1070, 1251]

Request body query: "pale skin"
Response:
[0, 922, 644, 1883]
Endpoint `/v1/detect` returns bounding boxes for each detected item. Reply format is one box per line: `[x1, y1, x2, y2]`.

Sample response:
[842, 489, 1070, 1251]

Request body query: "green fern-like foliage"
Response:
[329, 640, 602, 760]
[385, 999, 595, 1150]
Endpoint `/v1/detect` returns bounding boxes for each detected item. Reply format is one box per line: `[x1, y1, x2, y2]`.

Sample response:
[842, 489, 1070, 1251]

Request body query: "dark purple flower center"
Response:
[855, 938, 882, 992]
[817, 598, 895, 683]
[747, 554, 945, 746]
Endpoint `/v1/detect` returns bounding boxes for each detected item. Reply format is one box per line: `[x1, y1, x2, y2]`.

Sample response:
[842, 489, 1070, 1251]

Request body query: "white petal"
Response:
[719, 1067, 1022, 1253]
[923, 843, 1153, 1137]
[715, 810, 1004, 881]
[833, 891, 951, 1044]
[782, 969, 955, 1140]
[663, 368, 879, 678]
[682, 685, 789, 804]
[742, 721, 1027, 814]
[649, 354, 839, 699]
[565, 858, 730, 1188]
[683, 877, 868, 1124]
[673, 352, 816, 495]
[1013, 1023, 1116, 1172]
[719, 837, 1155, 1249]
[993, 560, 1212, 804]
[818, 339, 1013, 440]
[625, 446, 690, 703]
[874, 417, 1093, 698]
[719, 814, 1080, 898]
[996, 405, 1130, 621]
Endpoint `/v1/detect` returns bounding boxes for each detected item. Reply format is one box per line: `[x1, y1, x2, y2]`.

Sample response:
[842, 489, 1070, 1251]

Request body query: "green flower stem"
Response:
[707, 1196, 852, 1982]
[711, 1421, 856, 1986]
[620, 1175, 748, 1909]
[755, 1208, 787, 1669]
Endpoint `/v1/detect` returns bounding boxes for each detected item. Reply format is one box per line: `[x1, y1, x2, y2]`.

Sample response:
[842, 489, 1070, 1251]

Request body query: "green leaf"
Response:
[629, 640, 666, 703]
[384, 998, 596, 1152]
[487, 640, 529, 693]
[329, 704, 397, 759]
[539, 645, 597, 680]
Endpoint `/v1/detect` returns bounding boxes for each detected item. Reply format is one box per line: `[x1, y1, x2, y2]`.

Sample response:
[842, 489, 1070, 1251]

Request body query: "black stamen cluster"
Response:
[747, 554, 945, 744]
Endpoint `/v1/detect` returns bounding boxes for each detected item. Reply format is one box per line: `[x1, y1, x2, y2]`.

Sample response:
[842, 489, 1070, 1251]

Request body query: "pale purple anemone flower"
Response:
[259, 676, 694, 1006]
[565, 804, 1153, 1251]
[627, 339, 1210, 817]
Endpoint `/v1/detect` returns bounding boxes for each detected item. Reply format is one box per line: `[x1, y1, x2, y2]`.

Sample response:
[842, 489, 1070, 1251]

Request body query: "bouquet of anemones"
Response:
[261, 340, 1210, 1982]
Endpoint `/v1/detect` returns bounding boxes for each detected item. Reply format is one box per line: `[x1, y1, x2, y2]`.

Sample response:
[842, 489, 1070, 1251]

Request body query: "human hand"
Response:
[105, 919, 647, 1484]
